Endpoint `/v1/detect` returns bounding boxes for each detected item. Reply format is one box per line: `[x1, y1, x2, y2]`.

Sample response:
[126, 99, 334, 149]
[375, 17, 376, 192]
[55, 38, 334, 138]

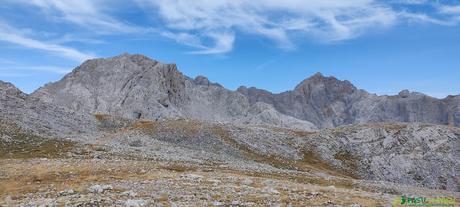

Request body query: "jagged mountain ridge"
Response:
[238, 72, 460, 128]
[31, 54, 317, 131]
[29, 54, 460, 130]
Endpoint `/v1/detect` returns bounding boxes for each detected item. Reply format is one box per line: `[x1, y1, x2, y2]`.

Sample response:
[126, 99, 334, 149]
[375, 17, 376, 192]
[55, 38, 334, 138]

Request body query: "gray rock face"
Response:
[31, 54, 316, 131]
[32, 54, 185, 119]
[238, 73, 459, 128]
[29, 54, 459, 130]
[445, 95, 460, 126]
[305, 124, 460, 191]
[0, 81, 96, 139]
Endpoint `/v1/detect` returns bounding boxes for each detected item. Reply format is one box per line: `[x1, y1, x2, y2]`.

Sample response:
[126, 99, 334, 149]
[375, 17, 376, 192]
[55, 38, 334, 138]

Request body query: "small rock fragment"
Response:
[88, 184, 113, 194]
[122, 190, 137, 197]
[241, 178, 253, 186]
[59, 189, 75, 196]
[212, 201, 224, 206]
[124, 199, 147, 207]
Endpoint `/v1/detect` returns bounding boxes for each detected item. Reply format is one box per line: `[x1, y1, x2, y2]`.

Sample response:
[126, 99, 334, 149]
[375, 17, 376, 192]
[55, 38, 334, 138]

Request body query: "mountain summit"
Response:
[31, 53, 317, 130]
[30, 54, 460, 129]
[239, 73, 459, 128]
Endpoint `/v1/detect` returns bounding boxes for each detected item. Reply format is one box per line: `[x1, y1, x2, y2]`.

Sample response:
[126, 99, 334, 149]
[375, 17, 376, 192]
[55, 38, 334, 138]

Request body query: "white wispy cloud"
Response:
[0, 58, 17, 65]
[398, 12, 454, 25]
[2, 0, 460, 56]
[160, 31, 207, 49]
[439, 5, 460, 14]
[0, 66, 70, 74]
[0, 21, 95, 62]
[16, 0, 142, 34]
[135, 0, 397, 53]
[189, 31, 235, 54]
[389, 0, 428, 5]
[50, 34, 107, 45]
[0, 72, 33, 78]
[10, 66, 71, 74]
[0, 58, 72, 75]
[134, 0, 460, 54]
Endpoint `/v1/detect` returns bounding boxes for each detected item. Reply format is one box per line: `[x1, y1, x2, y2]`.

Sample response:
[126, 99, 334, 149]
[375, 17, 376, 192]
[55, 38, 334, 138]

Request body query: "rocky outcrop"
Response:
[31, 54, 316, 131]
[304, 123, 460, 191]
[238, 73, 459, 128]
[0, 81, 96, 139]
[445, 95, 460, 127]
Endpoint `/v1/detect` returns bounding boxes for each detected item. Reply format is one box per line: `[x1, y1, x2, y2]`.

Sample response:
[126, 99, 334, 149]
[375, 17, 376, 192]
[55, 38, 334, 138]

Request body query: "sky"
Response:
[0, 0, 460, 98]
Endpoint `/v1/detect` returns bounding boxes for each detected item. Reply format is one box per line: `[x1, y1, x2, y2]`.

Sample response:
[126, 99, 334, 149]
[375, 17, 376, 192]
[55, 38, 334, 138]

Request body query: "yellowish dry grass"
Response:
[93, 113, 111, 121]
[0, 159, 387, 206]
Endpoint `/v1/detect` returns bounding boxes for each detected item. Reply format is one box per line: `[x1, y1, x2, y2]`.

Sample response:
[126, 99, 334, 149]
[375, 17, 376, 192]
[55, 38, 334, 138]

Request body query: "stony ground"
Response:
[0, 158, 387, 207]
[1, 145, 458, 206]
[1, 118, 459, 206]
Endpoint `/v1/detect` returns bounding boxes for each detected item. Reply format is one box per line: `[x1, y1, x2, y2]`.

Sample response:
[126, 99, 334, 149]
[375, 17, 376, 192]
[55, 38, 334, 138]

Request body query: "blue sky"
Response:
[1, 0, 460, 98]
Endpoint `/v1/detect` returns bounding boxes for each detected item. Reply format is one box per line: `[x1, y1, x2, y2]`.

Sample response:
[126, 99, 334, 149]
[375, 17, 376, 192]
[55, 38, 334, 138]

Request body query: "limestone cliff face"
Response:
[31, 54, 317, 130]
[238, 73, 459, 128]
[32, 54, 186, 119]
[0, 81, 96, 139]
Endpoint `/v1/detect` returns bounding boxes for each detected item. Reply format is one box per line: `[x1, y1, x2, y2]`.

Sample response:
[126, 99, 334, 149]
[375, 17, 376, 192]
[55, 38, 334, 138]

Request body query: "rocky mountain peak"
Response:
[0, 81, 26, 98]
[23, 54, 460, 129]
[311, 72, 325, 78]
[236, 86, 248, 94]
[194, 76, 210, 85]
[0, 80, 19, 90]
[116, 53, 160, 67]
[31, 54, 189, 119]
[296, 72, 355, 90]
[294, 73, 358, 100]
[28, 54, 317, 130]
[399, 89, 411, 98]
[78, 53, 163, 74]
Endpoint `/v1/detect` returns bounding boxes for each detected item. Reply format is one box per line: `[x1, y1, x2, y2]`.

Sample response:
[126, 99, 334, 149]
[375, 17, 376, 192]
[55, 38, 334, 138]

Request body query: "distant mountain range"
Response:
[23, 53, 459, 130]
